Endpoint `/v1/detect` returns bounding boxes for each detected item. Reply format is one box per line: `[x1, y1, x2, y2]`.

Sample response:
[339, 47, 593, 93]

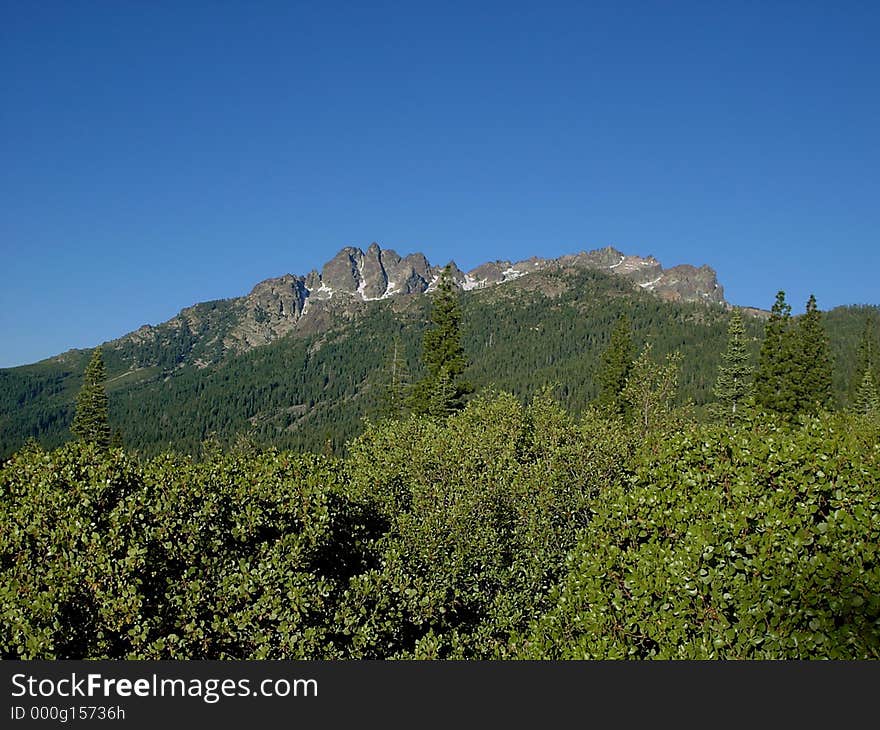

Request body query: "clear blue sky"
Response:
[2, 1, 878, 368]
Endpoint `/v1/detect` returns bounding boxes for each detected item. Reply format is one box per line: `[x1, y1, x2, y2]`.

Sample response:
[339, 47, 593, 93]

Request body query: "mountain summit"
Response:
[5, 242, 871, 461]
[305, 242, 724, 305]
[119, 243, 726, 365]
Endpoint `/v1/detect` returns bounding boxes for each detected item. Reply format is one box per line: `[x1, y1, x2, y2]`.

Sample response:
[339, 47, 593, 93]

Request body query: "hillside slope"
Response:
[3, 258, 876, 458]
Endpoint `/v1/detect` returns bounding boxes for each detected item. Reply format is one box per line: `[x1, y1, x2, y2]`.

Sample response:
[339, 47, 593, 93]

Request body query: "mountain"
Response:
[1, 243, 873, 459]
[105, 243, 727, 370]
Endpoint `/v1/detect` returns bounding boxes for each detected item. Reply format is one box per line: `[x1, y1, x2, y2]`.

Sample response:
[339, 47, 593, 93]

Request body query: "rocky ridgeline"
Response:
[252, 242, 724, 307]
[118, 242, 726, 361]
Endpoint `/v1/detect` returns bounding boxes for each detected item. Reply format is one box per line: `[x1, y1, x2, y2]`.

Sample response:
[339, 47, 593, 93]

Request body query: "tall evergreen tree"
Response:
[71, 348, 110, 447]
[596, 314, 636, 416]
[755, 290, 795, 414]
[850, 317, 879, 405]
[712, 310, 753, 422]
[853, 369, 879, 415]
[789, 294, 833, 414]
[410, 266, 472, 416]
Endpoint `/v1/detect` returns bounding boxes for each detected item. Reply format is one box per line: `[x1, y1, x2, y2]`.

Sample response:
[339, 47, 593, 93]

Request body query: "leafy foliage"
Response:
[5, 390, 877, 659]
[516, 412, 880, 659]
[623, 344, 682, 435]
[339, 392, 633, 657]
[0, 442, 374, 659]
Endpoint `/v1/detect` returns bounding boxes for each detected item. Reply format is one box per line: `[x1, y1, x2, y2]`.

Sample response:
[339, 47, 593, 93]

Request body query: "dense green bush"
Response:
[1, 442, 143, 658]
[337, 391, 633, 657]
[2, 396, 878, 659]
[0, 443, 375, 659]
[515, 413, 880, 658]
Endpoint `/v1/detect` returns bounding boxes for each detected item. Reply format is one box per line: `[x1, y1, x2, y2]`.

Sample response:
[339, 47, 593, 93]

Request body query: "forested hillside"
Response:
[1, 265, 877, 458]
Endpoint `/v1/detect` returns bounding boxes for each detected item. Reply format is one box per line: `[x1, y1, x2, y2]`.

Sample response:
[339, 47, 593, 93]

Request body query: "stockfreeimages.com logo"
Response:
[11, 673, 317, 705]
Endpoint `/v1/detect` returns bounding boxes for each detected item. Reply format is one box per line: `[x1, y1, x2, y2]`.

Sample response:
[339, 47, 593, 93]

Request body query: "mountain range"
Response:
[1, 242, 874, 458]
[116, 242, 727, 369]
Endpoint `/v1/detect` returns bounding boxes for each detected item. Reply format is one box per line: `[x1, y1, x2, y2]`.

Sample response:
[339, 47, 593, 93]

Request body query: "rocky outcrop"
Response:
[112, 240, 729, 363]
[226, 275, 311, 347]
[246, 274, 308, 319]
[360, 243, 388, 300]
[550, 246, 725, 305]
[650, 264, 725, 303]
[243, 242, 728, 314]
[320, 247, 362, 294]
[313, 243, 435, 300]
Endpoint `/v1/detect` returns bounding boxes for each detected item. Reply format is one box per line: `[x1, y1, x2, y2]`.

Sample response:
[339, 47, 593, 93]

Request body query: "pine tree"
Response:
[71, 348, 111, 447]
[596, 314, 636, 416]
[853, 369, 880, 415]
[755, 290, 795, 414]
[789, 294, 833, 414]
[410, 266, 472, 416]
[850, 317, 879, 405]
[712, 310, 753, 422]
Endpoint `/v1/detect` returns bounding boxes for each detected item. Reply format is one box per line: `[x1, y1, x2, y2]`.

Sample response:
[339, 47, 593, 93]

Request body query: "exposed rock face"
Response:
[304, 269, 321, 290]
[313, 243, 435, 300]
[113, 241, 728, 362]
[387, 251, 433, 295]
[463, 261, 512, 289]
[320, 247, 362, 294]
[651, 264, 725, 303]
[360, 243, 388, 300]
[229, 275, 311, 347]
[525, 246, 725, 305]
[247, 275, 308, 319]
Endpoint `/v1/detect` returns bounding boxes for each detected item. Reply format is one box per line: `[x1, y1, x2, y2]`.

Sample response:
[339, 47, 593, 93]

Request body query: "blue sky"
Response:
[2, 1, 878, 368]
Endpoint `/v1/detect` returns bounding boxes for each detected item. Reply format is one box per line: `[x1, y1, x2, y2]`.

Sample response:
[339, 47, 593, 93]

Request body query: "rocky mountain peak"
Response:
[237, 241, 724, 342]
[114, 241, 727, 363]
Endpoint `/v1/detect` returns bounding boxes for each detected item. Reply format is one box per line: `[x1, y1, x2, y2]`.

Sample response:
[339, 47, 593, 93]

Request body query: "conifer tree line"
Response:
[596, 314, 636, 417]
[384, 279, 852, 432]
[399, 265, 473, 418]
[582, 290, 870, 425]
[752, 291, 834, 416]
[69, 281, 877, 450]
[712, 310, 752, 423]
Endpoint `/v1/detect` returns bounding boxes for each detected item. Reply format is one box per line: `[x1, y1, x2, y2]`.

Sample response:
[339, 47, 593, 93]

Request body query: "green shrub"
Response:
[0, 443, 377, 658]
[516, 413, 880, 658]
[338, 391, 633, 658]
[3, 398, 877, 659]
